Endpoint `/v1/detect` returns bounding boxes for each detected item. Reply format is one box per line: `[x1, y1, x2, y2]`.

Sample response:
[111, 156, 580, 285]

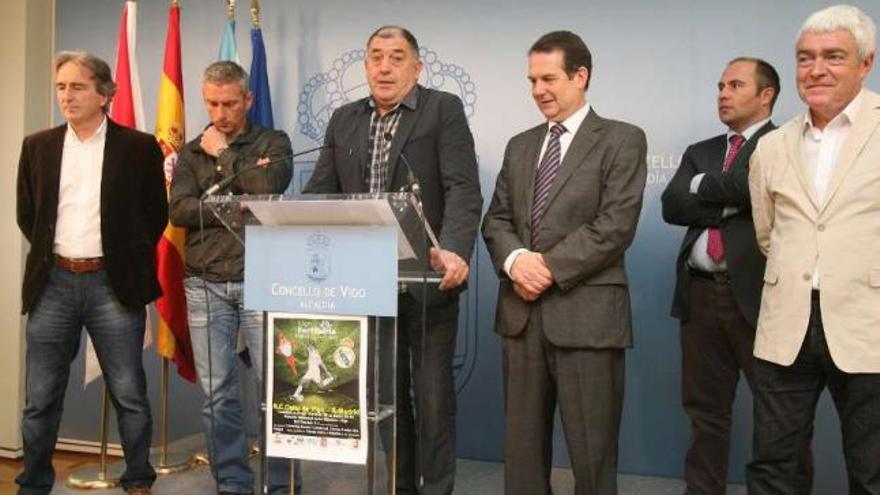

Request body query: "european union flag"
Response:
[247, 27, 274, 129]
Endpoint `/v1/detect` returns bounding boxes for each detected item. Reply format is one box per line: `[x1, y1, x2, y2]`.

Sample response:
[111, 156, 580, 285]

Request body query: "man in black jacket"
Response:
[169, 61, 293, 495]
[304, 26, 481, 495]
[16, 51, 166, 495]
[662, 57, 811, 494]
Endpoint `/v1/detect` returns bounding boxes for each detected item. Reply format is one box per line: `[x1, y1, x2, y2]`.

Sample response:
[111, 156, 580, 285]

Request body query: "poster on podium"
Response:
[265, 312, 368, 464]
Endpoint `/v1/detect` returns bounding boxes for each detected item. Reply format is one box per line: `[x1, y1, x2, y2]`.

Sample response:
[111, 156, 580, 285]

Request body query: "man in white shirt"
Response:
[747, 5, 880, 493]
[482, 30, 647, 495]
[15, 51, 167, 494]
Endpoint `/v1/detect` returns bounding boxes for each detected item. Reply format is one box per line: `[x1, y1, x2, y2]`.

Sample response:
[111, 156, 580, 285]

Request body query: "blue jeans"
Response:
[17, 267, 155, 494]
[185, 277, 298, 494]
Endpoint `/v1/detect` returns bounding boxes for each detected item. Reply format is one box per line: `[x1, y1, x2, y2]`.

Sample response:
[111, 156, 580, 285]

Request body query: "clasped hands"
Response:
[510, 251, 553, 302]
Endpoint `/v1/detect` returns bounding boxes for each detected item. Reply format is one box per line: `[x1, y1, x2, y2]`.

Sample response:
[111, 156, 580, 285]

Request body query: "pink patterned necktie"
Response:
[706, 134, 746, 262]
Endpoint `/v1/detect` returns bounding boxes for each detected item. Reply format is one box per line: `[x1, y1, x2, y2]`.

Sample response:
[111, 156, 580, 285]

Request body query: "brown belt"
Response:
[55, 255, 104, 273]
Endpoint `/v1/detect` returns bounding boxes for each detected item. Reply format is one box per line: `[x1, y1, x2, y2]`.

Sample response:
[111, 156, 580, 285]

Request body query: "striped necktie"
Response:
[530, 123, 566, 249]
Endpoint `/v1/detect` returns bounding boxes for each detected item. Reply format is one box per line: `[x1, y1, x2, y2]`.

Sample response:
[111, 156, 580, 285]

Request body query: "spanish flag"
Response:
[154, 0, 195, 383]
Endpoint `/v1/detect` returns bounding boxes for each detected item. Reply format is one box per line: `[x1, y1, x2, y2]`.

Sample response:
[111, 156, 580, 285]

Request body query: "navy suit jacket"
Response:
[661, 121, 775, 328]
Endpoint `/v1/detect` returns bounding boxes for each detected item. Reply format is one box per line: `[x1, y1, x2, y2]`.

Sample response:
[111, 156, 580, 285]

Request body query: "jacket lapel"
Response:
[352, 103, 371, 191]
[46, 125, 67, 202]
[707, 135, 727, 172]
[101, 119, 121, 218]
[728, 120, 774, 171]
[541, 109, 602, 210]
[386, 88, 421, 191]
[820, 91, 880, 214]
[523, 125, 548, 231]
[785, 113, 820, 212]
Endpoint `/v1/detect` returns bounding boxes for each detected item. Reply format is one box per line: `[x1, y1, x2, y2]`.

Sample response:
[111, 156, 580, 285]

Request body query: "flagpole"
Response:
[66, 387, 123, 489]
[150, 356, 197, 474]
[251, 0, 260, 28]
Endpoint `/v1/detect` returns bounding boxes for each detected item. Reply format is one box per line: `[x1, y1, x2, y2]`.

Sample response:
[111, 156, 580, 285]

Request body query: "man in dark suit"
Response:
[661, 57, 812, 494]
[304, 26, 481, 495]
[15, 51, 167, 495]
[482, 31, 647, 495]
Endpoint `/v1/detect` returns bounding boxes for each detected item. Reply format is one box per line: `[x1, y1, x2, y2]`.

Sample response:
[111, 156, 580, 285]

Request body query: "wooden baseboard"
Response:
[0, 446, 23, 459]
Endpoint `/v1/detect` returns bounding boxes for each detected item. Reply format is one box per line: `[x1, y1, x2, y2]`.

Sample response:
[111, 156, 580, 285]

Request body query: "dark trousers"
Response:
[394, 294, 460, 495]
[16, 267, 156, 494]
[682, 276, 812, 495]
[747, 291, 880, 495]
[681, 276, 757, 495]
[503, 310, 625, 495]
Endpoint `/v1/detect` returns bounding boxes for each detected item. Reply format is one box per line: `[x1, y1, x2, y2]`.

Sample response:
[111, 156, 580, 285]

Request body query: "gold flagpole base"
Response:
[65, 464, 124, 490]
[192, 441, 257, 465]
[150, 451, 198, 475]
[192, 450, 210, 465]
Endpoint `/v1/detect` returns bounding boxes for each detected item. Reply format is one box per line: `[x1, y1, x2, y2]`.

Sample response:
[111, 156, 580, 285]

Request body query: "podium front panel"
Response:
[244, 225, 397, 316]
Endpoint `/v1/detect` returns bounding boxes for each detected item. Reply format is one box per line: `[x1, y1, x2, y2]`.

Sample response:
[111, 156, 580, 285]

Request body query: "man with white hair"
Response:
[747, 4, 880, 492]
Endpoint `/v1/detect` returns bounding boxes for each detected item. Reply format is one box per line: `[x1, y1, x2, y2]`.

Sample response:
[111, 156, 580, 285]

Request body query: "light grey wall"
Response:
[54, 0, 880, 491]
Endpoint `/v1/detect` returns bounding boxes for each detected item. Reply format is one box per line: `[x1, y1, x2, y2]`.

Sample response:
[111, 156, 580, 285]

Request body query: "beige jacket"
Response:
[749, 88, 880, 372]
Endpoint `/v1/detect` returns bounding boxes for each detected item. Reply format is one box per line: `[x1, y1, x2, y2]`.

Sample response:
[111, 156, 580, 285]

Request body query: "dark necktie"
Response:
[530, 124, 566, 249]
[706, 134, 746, 262]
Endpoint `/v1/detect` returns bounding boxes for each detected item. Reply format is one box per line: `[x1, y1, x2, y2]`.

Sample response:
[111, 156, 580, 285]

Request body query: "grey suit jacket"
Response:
[482, 109, 647, 348]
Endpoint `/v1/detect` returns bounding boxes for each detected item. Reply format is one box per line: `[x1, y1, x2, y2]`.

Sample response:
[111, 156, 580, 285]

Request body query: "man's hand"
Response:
[200, 126, 228, 157]
[512, 281, 541, 302]
[430, 248, 469, 290]
[509, 251, 553, 297]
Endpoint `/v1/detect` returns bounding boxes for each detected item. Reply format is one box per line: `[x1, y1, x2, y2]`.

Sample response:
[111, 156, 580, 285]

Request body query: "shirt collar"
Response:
[547, 102, 591, 136]
[368, 85, 419, 113]
[66, 115, 107, 144]
[803, 88, 863, 134]
[729, 117, 770, 142]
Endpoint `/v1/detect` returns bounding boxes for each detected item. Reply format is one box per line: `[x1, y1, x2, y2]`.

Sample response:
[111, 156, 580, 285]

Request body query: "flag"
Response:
[247, 27, 274, 128]
[218, 15, 240, 63]
[109, 0, 145, 130]
[87, 0, 149, 388]
[154, 0, 196, 383]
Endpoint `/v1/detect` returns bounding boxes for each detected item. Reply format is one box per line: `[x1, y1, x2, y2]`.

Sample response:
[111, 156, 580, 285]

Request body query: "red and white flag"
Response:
[86, 0, 149, 387]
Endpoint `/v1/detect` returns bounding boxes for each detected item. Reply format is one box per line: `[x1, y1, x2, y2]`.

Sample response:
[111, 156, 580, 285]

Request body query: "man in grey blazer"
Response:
[482, 31, 646, 495]
[304, 26, 481, 495]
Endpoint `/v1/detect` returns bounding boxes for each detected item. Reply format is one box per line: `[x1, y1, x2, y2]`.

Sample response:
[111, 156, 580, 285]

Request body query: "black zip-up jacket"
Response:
[169, 122, 292, 282]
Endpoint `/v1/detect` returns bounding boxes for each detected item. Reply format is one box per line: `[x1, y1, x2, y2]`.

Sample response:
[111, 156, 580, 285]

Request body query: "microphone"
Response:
[384, 132, 422, 197]
[393, 144, 440, 251]
[201, 145, 329, 200]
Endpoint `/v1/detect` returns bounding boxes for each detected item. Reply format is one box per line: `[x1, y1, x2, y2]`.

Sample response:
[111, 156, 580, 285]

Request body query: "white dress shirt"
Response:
[503, 103, 591, 277]
[686, 117, 770, 272]
[54, 117, 107, 258]
[803, 90, 862, 289]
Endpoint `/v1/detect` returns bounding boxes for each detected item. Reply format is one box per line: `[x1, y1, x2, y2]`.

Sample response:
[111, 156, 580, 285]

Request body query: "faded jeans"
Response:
[185, 276, 299, 494]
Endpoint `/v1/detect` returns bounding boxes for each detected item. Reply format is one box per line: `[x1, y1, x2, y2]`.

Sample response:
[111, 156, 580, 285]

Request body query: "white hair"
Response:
[798, 4, 877, 61]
